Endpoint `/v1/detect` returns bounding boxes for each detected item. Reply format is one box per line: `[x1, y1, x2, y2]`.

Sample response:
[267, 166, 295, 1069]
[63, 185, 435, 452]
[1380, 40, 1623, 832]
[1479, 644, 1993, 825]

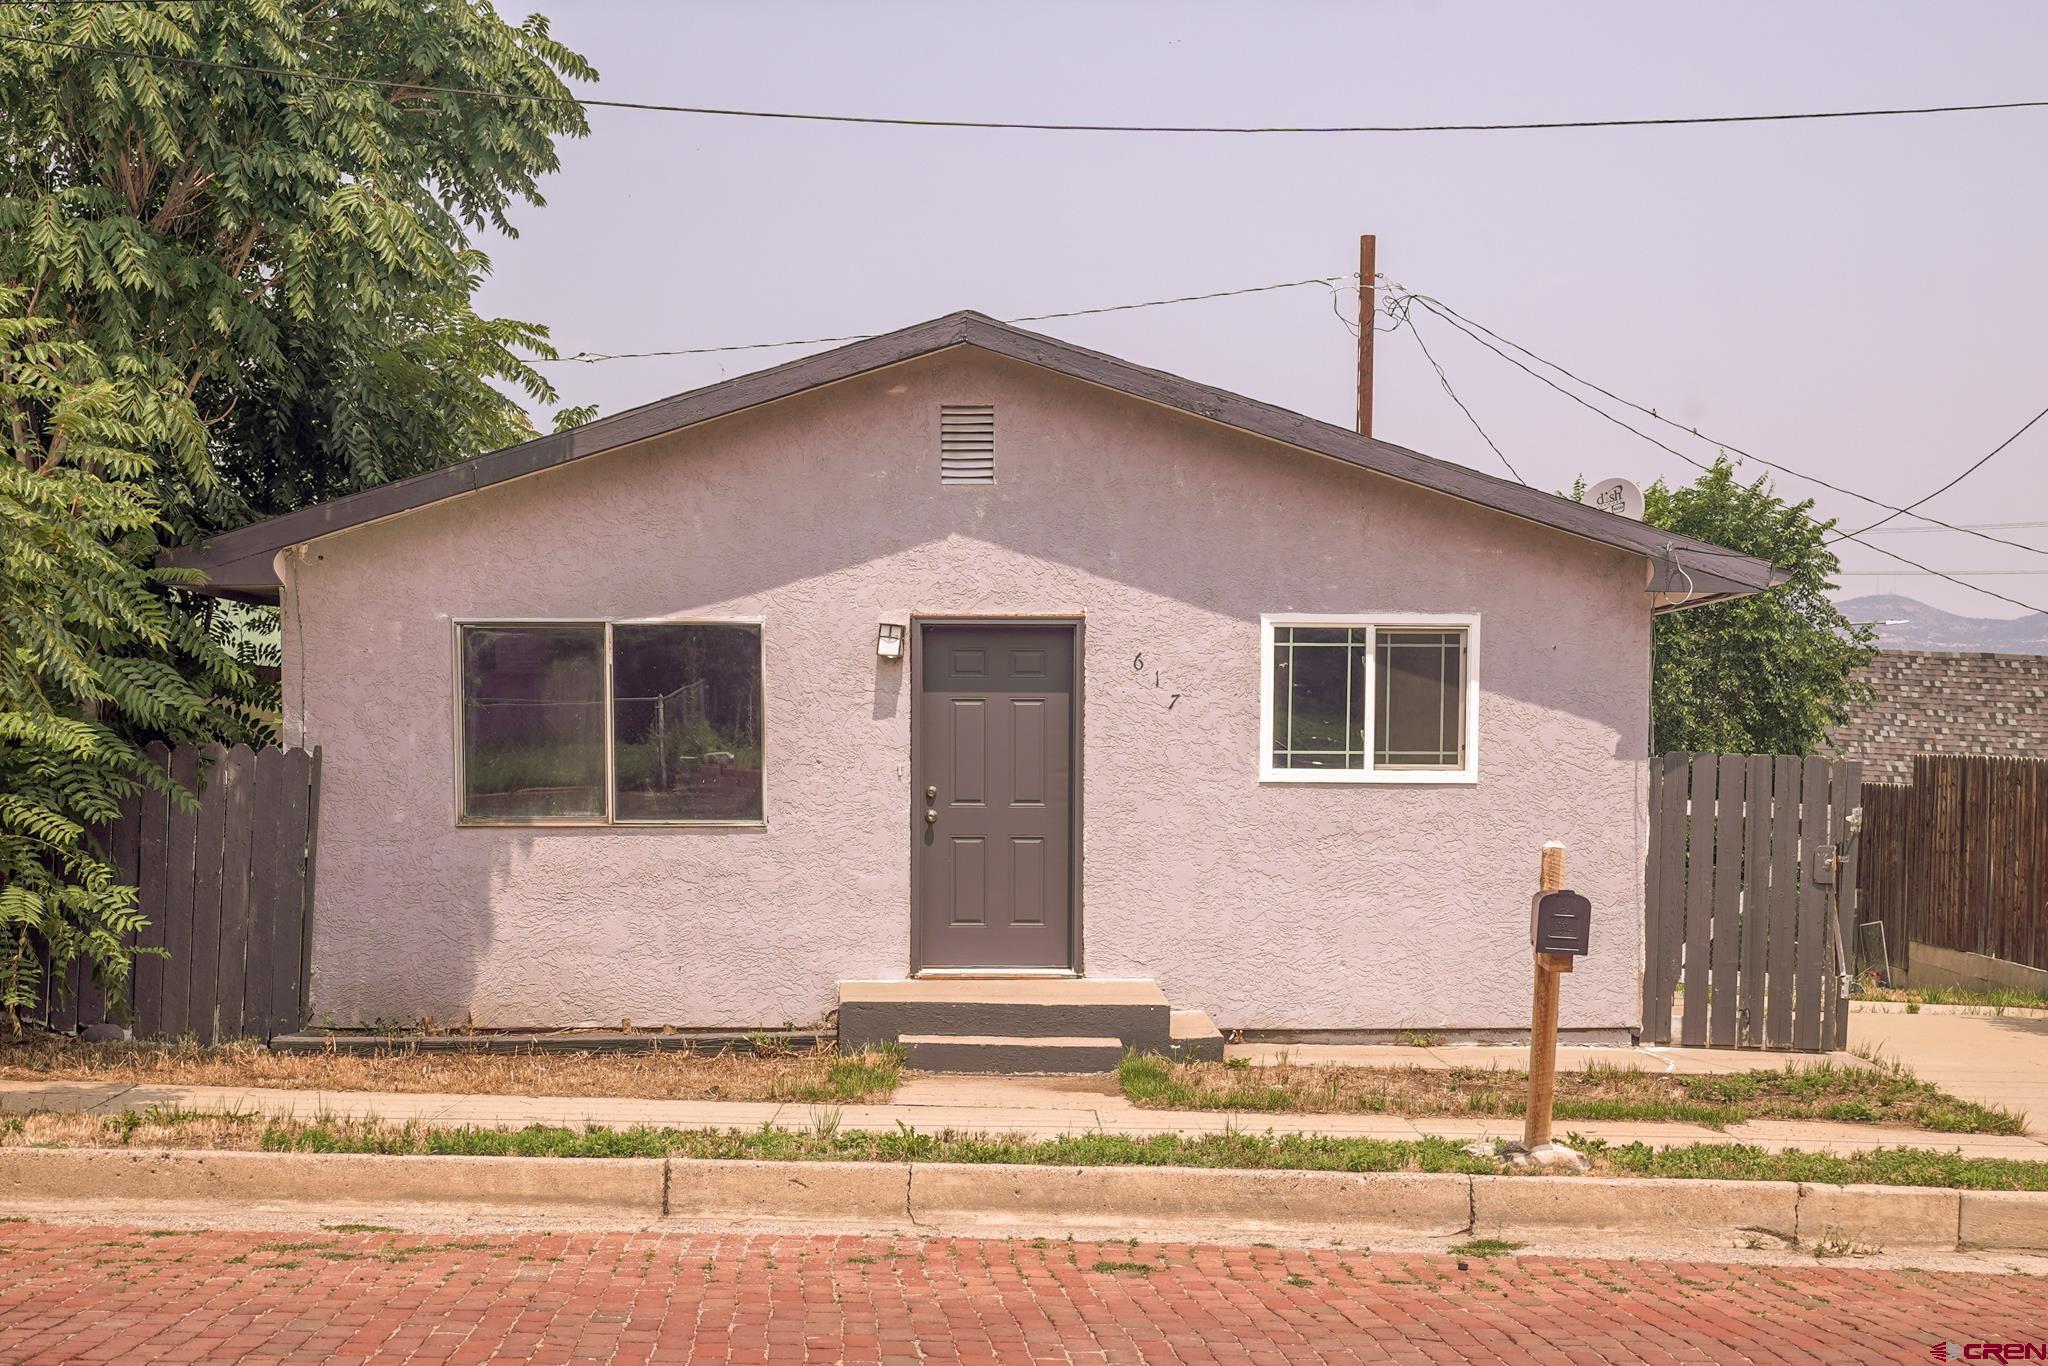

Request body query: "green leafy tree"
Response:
[0, 2, 592, 1024]
[1636, 459, 1874, 755]
[0, 293, 264, 1023]
[207, 274, 557, 520]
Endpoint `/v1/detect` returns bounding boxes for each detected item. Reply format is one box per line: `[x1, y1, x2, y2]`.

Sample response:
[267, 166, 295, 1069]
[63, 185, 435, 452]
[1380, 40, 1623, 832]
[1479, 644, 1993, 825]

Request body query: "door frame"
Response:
[907, 614, 1085, 977]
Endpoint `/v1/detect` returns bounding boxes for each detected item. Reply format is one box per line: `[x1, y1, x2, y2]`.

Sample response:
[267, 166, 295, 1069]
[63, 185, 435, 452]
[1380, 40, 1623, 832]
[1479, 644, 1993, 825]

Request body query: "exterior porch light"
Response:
[876, 621, 906, 660]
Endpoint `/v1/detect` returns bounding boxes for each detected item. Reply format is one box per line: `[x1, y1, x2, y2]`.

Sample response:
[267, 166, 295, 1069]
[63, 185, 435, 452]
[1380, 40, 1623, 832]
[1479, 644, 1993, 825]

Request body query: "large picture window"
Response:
[1258, 615, 1478, 784]
[458, 621, 764, 825]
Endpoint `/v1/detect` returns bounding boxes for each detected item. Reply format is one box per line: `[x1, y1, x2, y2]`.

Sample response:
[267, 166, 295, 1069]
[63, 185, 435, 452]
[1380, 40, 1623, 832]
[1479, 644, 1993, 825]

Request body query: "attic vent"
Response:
[940, 405, 996, 484]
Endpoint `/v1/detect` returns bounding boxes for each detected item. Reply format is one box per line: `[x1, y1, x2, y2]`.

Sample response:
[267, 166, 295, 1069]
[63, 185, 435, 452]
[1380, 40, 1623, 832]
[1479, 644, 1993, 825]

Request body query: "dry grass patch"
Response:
[3, 1108, 271, 1151]
[1118, 1053, 2024, 1134]
[0, 1037, 901, 1104]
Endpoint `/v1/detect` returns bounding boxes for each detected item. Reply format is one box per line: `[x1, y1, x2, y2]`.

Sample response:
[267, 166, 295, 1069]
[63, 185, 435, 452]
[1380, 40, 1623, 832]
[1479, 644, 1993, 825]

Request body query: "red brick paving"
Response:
[0, 1222, 2039, 1363]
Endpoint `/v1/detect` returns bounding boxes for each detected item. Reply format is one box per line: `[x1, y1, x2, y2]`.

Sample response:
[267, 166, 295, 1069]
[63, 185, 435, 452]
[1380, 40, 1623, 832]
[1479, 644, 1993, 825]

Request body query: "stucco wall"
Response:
[282, 348, 1653, 1032]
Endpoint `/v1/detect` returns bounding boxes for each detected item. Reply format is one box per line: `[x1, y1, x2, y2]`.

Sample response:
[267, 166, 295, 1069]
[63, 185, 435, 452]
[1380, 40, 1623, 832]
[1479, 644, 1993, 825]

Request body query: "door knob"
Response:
[925, 810, 938, 824]
[927, 786, 938, 799]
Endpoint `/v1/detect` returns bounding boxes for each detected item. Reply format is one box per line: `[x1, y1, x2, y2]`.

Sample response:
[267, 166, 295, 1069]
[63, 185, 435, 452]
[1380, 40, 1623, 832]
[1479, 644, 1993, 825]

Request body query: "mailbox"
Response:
[1530, 889, 1592, 956]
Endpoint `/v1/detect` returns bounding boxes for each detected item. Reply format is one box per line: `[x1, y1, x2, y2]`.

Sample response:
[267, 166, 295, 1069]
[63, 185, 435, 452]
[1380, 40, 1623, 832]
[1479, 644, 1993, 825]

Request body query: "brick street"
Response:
[0, 1222, 2041, 1362]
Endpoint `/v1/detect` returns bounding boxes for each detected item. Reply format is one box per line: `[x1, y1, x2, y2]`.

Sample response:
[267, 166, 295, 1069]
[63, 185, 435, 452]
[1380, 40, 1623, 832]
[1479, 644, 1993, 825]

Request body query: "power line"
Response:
[1397, 304, 1525, 484]
[1405, 292, 2048, 561]
[1825, 536, 2048, 614]
[1392, 289, 2048, 616]
[543, 274, 1353, 363]
[1837, 569, 2048, 576]
[7, 32, 2048, 136]
[1826, 399, 2048, 544]
[1856, 519, 2048, 535]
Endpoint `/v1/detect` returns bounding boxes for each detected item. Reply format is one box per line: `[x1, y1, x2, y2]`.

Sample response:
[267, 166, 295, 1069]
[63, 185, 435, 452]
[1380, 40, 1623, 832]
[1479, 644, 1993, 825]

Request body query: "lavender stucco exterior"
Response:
[279, 348, 1653, 1032]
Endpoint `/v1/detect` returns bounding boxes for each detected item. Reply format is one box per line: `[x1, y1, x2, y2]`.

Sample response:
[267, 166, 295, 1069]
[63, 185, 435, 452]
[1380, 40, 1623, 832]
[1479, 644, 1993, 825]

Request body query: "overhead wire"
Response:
[1826, 400, 2048, 544]
[1855, 519, 2048, 535]
[1383, 295, 1525, 484]
[545, 273, 1355, 362]
[1383, 287, 2048, 616]
[6, 32, 2048, 136]
[1404, 292, 2048, 561]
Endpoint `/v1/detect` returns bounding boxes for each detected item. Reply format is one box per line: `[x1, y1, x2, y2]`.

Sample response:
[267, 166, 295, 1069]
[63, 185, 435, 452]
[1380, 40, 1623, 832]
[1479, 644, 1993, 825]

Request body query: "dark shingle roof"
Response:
[166, 310, 1783, 606]
[1828, 649, 2048, 782]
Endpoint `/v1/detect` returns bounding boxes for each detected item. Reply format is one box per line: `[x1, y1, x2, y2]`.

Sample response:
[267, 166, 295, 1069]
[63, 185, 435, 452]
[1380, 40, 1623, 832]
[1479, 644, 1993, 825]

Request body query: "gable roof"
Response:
[167, 309, 1783, 608]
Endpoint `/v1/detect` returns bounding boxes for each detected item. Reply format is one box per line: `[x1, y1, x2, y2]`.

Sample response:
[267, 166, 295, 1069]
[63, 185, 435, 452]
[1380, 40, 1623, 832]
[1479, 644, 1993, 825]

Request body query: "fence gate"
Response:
[37, 743, 322, 1043]
[1643, 753, 1862, 1051]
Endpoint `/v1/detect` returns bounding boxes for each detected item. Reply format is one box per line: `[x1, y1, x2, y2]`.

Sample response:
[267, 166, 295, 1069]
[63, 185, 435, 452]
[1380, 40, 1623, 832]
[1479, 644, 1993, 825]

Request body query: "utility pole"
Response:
[1355, 234, 1376, 437]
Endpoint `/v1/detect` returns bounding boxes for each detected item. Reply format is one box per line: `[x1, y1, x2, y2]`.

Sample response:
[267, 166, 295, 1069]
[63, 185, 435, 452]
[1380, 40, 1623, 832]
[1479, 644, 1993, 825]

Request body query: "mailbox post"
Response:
[1523, 842, 1591, 1161]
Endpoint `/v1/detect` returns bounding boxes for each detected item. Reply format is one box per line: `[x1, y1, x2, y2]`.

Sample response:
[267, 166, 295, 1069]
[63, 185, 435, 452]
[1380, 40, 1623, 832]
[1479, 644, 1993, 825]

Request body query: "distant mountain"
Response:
[1835, 594, 2048, 654]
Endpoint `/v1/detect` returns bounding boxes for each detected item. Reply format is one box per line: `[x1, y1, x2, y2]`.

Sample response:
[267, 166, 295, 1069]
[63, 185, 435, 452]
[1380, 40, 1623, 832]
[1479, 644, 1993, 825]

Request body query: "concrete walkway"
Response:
[6, 1070, 2045, 1161]
[1848, 1005, 2048, 1130]
[1255, 1004, 2048, 1137]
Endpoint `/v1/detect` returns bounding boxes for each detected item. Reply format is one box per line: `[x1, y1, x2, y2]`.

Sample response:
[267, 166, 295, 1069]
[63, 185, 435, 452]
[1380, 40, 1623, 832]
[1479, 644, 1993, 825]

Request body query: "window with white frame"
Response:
[457, 622, 763, 825]
[1259, 615, 1478, 783]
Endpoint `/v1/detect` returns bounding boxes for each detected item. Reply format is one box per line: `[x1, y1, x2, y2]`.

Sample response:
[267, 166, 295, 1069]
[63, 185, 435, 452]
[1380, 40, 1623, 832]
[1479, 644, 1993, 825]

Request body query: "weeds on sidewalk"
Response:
[5, 1108, 2048, 1190]
[1446, 1239, 1524, 1258]
[1116, 1052, 2025, 1135]
[0, 1037, 903, 1105]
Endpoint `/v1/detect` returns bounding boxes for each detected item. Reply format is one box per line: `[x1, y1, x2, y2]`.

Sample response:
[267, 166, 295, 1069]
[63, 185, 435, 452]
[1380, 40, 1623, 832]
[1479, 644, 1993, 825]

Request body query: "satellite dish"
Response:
[1587, 476, 1645, 521]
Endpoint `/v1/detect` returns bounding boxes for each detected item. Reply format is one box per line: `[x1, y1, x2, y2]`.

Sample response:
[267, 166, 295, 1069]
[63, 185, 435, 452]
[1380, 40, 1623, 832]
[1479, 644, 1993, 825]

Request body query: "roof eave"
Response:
[162, 307, 1782, 607]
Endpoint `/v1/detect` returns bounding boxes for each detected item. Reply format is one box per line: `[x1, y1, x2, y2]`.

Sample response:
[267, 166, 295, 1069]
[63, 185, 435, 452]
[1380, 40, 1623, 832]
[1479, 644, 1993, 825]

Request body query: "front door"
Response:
[915, 624, 1076, 970]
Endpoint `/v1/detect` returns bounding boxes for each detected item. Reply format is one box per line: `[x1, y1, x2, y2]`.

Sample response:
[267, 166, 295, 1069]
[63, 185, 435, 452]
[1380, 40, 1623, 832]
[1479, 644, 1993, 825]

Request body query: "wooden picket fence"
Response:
[36, 743, 321, 1042]
[1643, 753, 1863, 1052]
[1859, 754, 2048, 979]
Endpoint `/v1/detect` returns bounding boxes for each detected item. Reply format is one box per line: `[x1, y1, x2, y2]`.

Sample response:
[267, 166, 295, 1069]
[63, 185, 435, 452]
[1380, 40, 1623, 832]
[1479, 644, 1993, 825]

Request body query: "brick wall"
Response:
[1827, 649, 2048, 781]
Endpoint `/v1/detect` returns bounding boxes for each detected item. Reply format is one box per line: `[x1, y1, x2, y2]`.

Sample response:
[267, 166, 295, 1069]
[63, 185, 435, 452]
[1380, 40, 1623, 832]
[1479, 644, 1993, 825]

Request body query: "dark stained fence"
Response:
[1644, 753, 1862, 1052]
[1857, 755, 2048, 979]
[36, 743, 321, 1042]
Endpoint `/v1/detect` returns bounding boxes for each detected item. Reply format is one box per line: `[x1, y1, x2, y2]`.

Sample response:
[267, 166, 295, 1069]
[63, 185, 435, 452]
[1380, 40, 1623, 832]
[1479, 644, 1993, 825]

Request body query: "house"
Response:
[1827, 648, 2048, 781]
[170, 310, 1780, 1062]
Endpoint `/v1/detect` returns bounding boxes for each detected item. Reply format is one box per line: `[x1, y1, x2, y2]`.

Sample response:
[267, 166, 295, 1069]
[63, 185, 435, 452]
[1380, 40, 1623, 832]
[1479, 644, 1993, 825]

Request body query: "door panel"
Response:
[916, 625, 1075, 969]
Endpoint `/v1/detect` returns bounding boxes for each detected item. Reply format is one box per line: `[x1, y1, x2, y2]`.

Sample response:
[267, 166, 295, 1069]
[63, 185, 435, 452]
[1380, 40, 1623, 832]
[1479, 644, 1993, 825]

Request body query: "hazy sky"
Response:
[471, 1, 2048, 620]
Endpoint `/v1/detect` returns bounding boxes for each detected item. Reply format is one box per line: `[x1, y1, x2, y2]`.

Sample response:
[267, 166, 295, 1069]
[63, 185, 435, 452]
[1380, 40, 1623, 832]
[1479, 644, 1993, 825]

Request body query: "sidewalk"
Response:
[7, 1070, 2046, 1160]
[1849, 1005, 2048, 1128]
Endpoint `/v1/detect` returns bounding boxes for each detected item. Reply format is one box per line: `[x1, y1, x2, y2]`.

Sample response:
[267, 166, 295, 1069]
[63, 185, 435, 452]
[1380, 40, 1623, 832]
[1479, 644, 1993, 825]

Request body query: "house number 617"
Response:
[1133, 653, 1180, 709]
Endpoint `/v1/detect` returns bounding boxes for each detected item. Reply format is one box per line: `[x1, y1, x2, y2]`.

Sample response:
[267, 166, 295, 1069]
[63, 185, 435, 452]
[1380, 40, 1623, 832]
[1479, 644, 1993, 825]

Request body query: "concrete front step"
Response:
[838, 978, 1172, 1054]
[899, 1034, 1125, 1074]
[1169, 1009, 1225, 1063]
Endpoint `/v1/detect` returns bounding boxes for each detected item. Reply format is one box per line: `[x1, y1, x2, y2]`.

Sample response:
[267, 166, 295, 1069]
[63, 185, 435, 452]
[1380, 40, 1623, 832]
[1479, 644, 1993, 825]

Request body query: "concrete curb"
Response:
[907, 1163, 1472, 1237]
[0, 1148, 662, 1218]
[1472, 1175, 1801, 1245]
[3, 1148, 2044, 1253]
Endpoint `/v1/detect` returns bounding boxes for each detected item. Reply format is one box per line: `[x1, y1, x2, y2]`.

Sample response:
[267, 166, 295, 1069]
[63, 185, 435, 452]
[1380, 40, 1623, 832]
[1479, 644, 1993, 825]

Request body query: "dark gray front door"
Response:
[916, 624, 1075, 970]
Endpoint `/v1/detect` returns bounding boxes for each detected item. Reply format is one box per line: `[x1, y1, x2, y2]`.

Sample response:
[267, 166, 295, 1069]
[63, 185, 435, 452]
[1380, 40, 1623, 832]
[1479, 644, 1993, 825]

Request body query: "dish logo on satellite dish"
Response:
[1587, 476, 1644, 521]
